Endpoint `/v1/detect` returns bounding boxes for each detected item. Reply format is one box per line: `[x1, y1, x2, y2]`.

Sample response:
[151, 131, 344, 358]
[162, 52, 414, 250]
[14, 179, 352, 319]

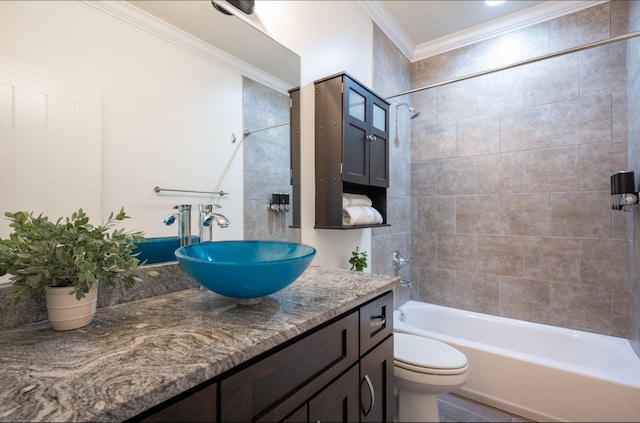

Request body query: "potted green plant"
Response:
[0, 207, 156, 330]
[349, 246, 368, 272]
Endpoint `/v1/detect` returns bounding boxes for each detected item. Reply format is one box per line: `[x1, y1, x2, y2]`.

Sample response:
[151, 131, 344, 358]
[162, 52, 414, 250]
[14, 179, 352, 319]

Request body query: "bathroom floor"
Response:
[438, 394, 534, 422]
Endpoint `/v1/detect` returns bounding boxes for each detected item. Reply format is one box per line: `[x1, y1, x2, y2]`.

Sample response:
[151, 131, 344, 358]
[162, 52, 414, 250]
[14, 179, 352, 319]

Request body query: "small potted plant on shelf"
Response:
[0, 207, 156, 330]
[349, 246, 368, 272]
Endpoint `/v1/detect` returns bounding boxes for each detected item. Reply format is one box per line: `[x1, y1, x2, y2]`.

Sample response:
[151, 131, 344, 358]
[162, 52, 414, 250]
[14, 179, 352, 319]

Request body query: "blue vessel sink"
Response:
[133, 236, 200, 265]
[175, 240, 316, 302]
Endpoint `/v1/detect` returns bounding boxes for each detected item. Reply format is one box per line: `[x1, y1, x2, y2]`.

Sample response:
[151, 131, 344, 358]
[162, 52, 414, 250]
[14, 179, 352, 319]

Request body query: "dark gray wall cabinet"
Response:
[314, 72, 390, 229]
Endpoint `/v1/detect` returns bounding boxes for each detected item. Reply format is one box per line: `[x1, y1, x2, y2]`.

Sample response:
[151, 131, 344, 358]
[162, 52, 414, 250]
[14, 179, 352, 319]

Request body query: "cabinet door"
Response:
[342, 77, 370, 186]
[141, 382, 217, 423]
[308, 365, 360, 423]
[222, 312, 359, 422]
[368, 97, 389, 188]
[360, 335, 394, 423]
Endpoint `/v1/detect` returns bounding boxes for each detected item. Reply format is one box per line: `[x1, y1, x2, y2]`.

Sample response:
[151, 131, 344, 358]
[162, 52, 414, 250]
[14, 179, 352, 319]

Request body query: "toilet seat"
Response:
[394, 332, 468, 375]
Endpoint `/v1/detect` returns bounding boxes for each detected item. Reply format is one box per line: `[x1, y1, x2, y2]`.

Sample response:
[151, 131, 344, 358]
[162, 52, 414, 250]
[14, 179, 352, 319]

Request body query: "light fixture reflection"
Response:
[485, 0, 506, 6]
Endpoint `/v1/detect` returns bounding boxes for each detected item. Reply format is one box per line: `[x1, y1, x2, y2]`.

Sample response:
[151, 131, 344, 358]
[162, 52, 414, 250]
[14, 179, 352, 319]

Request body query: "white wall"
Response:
[0, 1, 244, 240]
[256, 1, 376, 269]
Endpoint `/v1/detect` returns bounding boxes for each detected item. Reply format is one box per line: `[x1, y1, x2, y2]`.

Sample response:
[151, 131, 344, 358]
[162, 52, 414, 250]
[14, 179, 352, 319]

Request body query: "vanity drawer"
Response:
[359, 291, 393, 355]
[220, 310, 359, 422]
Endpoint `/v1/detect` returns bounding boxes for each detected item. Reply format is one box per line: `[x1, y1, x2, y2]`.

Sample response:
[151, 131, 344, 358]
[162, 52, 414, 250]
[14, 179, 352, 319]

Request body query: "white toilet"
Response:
[394, 332, 469, 422]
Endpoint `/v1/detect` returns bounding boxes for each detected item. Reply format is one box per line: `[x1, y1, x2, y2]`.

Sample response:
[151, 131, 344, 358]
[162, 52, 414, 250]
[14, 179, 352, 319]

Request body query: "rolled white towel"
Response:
[342, 193, 372, 208]
[342, 206, 383, 226]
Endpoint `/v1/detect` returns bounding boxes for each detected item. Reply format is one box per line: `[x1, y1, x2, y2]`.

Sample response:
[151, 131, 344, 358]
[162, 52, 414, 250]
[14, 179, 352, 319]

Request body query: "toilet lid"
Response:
[394, 333, 468, 373]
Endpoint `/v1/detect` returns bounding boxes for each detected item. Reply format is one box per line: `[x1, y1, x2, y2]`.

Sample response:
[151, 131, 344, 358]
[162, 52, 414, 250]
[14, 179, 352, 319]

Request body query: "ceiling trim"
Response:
[357, 0, 415, 60]
[361, 0, 609, 63]
[83, 1, 291, 94]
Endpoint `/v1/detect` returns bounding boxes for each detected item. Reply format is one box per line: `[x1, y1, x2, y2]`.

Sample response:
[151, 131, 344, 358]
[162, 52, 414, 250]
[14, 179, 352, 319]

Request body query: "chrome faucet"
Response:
[164, 204, 192, 247]
[199, 204, 230, 242]
[392, 250, 410, 274]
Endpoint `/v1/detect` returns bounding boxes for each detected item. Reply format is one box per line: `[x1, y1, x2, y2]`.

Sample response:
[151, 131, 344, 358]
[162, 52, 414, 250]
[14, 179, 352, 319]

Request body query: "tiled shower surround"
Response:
[373, 1, 639, 339]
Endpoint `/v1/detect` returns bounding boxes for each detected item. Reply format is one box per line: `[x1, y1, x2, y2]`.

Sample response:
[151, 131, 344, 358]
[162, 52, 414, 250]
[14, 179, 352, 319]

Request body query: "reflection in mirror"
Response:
[0, 0, 300, 290]
[242, 78, 300, 242]
[128, 0, 300, 89]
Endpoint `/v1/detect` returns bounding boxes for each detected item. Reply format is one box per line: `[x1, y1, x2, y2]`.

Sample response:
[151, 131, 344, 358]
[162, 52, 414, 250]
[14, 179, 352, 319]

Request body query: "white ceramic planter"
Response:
[45, 284, 98, 331]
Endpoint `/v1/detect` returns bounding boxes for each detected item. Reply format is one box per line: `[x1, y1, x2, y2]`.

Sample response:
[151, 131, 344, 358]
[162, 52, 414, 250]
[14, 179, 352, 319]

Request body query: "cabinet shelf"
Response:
[314, 223, 391, 230]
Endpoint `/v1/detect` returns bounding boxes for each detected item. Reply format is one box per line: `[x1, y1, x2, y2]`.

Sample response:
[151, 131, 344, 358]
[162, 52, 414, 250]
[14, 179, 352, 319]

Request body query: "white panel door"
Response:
[0, 54, 101, 239]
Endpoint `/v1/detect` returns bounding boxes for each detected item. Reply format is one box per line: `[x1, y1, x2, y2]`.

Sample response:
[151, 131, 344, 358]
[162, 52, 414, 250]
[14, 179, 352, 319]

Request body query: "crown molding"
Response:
[83, 1, 291, 94]
[357, 0, 414, 61]
[361, 0, 608, 63]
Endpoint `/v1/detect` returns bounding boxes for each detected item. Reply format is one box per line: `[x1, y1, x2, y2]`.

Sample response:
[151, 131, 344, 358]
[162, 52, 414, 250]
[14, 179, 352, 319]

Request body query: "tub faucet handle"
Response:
[393, 250, 410, 272]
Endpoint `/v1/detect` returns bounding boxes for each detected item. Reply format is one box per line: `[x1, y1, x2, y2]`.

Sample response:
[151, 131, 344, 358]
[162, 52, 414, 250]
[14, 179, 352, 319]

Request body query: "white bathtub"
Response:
[394, 301, 640, 422]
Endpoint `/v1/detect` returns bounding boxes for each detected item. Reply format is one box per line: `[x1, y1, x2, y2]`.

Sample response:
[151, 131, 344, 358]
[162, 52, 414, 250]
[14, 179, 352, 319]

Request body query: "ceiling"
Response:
[361, 0, 602, 61]
[381, 0, 545, 46]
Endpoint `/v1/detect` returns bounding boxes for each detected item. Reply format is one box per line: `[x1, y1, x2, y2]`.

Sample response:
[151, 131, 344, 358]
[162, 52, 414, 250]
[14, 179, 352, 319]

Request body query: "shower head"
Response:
[396, 102, 420, 119]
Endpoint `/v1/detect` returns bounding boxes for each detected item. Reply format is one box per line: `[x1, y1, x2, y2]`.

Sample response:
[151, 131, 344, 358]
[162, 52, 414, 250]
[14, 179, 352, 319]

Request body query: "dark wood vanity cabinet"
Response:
[135, 291, 394, 423]
[140, 381, 217, 422]
[314, 72, 390, 229]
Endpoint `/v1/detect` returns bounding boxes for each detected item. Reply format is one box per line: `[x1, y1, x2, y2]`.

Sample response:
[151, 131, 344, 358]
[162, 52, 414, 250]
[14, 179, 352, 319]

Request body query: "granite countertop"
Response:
[0, 265, 398, 422]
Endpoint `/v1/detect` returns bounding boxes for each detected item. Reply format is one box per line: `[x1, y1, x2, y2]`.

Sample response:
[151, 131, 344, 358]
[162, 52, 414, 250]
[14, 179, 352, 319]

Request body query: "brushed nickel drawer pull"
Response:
[361, 374, 375, 416]
[370, 315, 386, 327]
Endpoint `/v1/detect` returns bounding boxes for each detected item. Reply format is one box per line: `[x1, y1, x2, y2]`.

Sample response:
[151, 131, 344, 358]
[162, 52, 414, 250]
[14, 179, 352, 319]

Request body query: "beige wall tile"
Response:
[611, 0, 630, 36]
[419, 268, 457, 306]
[580, 42, 627, 97]
[523, 146, 580, 192]
[499, 104, 550, 152]
[419, 121, 457, 160]
[611, 288, 630, 338]
[476, 152, 524, 194]
[611, 209, 631, 240]
[499, 193, 551, 236]
[418, 196, 455, 233]
[411, 161, 437, 197]
[436, 157, 477, 196]
[412, 231, 436, 269]
[550, 94, 612, 146]
[456, 271, 499, 314]
[523, 54, 580, 106]
[549, 3, 610, 51]
[411, 88, 438, 127]
[613, 91, 628, 141]
[524, 236, 581, 282]
[499, 276, 552, 323]
[551, 191, 612, 238]
[455, 38, 501, 77]
[477, 235, 524, 277]
[499, 21, 550, 65]
[456, 195, 500, 234]
[581, 238, 628, 289]
[580, 141, 628, 191]
[436, 78, 479, 122]
[476, 67, 524, 115]
[437, 233, 477, 272]
[412, 50, 457, 88]
[550, 281, 612, 333]
[457, 115, 500, 156]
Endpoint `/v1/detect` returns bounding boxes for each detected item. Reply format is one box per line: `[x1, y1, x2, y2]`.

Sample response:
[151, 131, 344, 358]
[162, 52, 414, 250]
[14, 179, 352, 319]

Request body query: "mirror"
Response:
[0, 1, 300, 278]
